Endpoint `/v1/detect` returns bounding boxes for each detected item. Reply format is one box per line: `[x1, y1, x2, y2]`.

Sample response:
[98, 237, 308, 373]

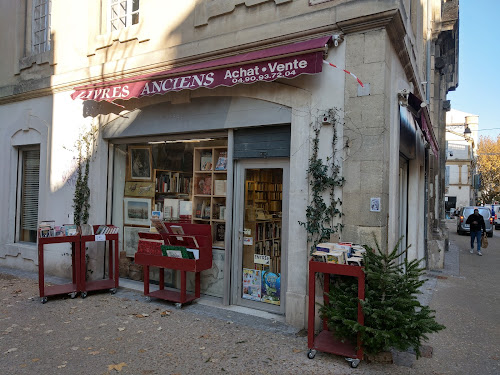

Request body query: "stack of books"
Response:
[94, 225, 119, 235]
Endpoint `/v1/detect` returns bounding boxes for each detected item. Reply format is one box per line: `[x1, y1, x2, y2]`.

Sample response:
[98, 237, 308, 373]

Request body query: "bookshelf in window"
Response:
[192, 147, 227, 248]
[154, 169, 193, 221]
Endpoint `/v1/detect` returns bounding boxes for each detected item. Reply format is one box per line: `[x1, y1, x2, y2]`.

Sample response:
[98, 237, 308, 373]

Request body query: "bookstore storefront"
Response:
[104, 97, 291, 314]
[72, 35, 340, 319]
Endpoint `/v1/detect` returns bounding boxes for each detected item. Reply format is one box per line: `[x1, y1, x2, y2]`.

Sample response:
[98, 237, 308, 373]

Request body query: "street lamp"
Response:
[464, 125, 472, 137]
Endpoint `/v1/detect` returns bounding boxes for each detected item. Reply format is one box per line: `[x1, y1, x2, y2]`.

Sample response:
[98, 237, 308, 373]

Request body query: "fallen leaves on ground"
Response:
[108, 362, 128, 371]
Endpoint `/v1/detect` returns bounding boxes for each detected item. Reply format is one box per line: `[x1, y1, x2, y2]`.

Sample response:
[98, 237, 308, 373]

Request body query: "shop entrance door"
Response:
[232, 159, 289, 314]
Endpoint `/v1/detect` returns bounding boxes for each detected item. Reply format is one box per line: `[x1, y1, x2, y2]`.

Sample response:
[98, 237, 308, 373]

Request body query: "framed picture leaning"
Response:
[123, 197, 152, 226]
[129, 146, 153, 181]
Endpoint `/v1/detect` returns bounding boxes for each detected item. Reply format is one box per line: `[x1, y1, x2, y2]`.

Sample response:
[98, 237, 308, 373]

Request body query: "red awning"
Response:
[72, 36, 332, 103]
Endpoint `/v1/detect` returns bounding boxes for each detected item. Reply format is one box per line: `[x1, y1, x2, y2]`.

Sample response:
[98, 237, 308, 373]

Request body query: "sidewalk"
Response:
[1, 229, 498, 374]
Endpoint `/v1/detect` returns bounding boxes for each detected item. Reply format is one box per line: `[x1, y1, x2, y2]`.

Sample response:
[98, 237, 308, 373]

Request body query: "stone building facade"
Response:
[0, 0, 458, 328]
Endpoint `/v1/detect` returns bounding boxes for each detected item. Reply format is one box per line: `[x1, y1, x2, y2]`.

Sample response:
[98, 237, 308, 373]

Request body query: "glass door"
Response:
[232, 159, 288, 314]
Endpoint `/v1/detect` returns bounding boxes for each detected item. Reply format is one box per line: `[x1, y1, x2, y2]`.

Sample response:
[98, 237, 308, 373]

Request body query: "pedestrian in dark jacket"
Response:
[466, 209, 486, 256]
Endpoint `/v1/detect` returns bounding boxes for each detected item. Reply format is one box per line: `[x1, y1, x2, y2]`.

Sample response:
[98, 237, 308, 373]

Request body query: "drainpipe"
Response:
[426, 0, 432, 103]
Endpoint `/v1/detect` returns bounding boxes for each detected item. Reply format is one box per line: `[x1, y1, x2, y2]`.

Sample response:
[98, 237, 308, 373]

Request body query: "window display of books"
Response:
[192, 146, 227, 247]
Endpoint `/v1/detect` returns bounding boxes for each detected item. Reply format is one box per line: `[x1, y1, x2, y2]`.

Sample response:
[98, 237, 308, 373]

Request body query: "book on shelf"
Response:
[54, 226, 64, 237]
[80, 224, 94, 236]
[215, 222, 225, 242]
[179, 201, 192, 217]
[163, 198, 180, 219]
[219, 206, 226, 220]
[94, 225, 119, 235]
[63, 224, 78, 236]
[214, 179, 227, 196]
[200, 151, 213, 171]
[39, 220, 55, 237]
[215, 151, 227, 171]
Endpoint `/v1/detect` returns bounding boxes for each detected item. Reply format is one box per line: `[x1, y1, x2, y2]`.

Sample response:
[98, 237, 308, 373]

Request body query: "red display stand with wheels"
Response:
[307, 260, 365, 368]
[79, 225, 120, 298]
[134, 223, 212, 308]
[38, 235, 81, 304]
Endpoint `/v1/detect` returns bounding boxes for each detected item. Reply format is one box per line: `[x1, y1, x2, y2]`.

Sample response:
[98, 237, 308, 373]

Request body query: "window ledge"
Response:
[1, 242, 38, 265]
[89, 24, 148, 57]
[17, 51, 54, 73]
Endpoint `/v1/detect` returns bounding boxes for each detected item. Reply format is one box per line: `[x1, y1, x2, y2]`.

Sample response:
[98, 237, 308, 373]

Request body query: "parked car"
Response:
[456, 206, 494, 237]
[493, 206, 500, 230]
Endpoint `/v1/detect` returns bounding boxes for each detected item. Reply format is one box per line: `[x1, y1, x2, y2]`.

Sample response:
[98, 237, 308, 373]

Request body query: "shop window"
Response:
[32, 0, 51, 54]
[109, 0, 140, 31]
[113, 137, 227, 297]
[17, 147, 40, 243]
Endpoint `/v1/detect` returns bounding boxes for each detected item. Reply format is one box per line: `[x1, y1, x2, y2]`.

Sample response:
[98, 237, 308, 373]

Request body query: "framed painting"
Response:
[123, 226, 149, 257]
[129, 146, 153, 181]
[124, 181, 155, 198]
[123, 197, 152, 226]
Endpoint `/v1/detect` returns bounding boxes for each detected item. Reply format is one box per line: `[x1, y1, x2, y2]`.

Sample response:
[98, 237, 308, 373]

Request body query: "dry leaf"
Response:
[293, 349, 302, 353]
[32, 358, 40, 362]
[138, 349, 146, 353]
[89, 351, 100, 355]
[108, 362, 128, 371]
[118, 327, 125, 331]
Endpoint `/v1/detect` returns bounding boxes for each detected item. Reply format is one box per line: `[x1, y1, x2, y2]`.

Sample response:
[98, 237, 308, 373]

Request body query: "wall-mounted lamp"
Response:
[464, 126, 472, 137]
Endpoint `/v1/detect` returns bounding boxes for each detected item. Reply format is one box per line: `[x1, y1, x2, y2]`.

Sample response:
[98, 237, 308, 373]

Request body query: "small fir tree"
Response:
[319, 236, 445, 357]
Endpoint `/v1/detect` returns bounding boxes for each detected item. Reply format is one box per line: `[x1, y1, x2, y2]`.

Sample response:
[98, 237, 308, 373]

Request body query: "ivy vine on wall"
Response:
[73, 126, 98, 226]
[299, 109, 345, 254]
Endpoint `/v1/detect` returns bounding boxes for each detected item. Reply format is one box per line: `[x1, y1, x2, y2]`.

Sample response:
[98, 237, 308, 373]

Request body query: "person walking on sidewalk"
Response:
[466, 208, 486, 256]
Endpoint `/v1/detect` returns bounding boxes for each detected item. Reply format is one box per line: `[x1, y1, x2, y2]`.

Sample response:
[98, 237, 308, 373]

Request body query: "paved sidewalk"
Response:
[1, 228, 498, 374]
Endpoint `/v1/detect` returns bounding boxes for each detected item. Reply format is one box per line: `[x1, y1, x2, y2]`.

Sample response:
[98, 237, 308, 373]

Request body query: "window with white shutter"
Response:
[18, 148, 40, 243]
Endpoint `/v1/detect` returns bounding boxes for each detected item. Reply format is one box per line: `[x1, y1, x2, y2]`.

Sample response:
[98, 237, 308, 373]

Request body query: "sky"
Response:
[447, 0, 499, 140]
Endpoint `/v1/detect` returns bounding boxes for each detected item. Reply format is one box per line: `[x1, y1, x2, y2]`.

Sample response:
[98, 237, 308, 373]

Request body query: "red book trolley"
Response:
[307, 260, 365, 368]
[79, 225, 120, 298]
[134, 223, 212, 308]
[38, 234, 81, 304]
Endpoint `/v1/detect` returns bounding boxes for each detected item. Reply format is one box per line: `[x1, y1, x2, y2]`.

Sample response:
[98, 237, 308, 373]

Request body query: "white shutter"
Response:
[21, 149, 40, 231]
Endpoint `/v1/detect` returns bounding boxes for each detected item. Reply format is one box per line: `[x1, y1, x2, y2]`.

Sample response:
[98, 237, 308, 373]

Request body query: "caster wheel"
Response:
[145, 296, 151, 302]
[307, 349, 316, 359]
[175, 303, 182, 309]
[346, 358, 360, 368]
[70, 292, 77, 299]
[41, 297, 47, 304]
[110, 288, 117, 294]
[81, 292, 87, 299]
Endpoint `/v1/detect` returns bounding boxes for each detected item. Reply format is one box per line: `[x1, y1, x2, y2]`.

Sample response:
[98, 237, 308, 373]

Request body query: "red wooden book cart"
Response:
[134, 223, 212, 308]
[307, 260, 365, 368]
[38, 234, 81, 304]
[79, 225, 120, 298]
